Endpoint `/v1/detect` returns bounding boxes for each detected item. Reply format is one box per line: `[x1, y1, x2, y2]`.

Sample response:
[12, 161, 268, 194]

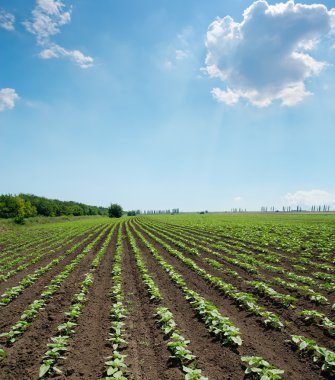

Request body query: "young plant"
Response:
[241, 356, 284, 379]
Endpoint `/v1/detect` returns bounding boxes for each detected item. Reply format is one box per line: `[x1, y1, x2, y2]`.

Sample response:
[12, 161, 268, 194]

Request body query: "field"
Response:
[0, 214, 334, 380]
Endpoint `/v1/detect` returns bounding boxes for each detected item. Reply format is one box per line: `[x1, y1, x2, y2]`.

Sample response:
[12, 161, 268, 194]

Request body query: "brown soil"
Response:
[0, 226, 101, 294]
[142, 221, 335, 338]
[0, 230, 87, 280]
[145, 220, 335, 315]
[134, 221, 333, 380]
[122, 225, 182, 380]
[36, 225, 120, 380]
[0, 232, 61, 262]
[1, 219, 334, 380]
[129, 223, 245, 380]
[0, 225, 112, 380]
[0, 226, 107, 333]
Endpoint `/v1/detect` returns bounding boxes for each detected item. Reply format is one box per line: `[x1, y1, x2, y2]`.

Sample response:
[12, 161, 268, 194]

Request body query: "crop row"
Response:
[0, 222, 98, 280]
[140, 220, 334, 314]
[0, 225, 106, 305]
[105, 225, 128, 380]
[126, 223, 209, 379]
[135, 218, 335, 376]
[0, 223, 111, 348]
[38, 222, 118, 378]
[0, 221, 87, 259]
[129, 221, 287, 379]
[147, 217, 335, 276]
[135, 221, 286, 330]
[147, 219, 334, 297]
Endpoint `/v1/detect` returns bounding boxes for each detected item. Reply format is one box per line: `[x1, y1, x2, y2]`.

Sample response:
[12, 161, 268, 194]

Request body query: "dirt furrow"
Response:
[0, 226, 107, 332]
[122, 225, 182, 380]
[135, 221, 330, 380]
[144, 222, 335, 318]
[142, 223, 335, 348]
[29, 225, 120, 380]
[0, 225, 113, 380]
[0, 226, 100, 294]
[129, 223, 245, 380]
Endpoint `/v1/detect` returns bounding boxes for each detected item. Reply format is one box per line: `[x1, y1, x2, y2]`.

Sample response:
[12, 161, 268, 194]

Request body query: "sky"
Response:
[1, 0, 335, 212]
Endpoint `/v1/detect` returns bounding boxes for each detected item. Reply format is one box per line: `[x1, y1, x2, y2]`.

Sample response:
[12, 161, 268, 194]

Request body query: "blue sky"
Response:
[1, 0, 335, 211]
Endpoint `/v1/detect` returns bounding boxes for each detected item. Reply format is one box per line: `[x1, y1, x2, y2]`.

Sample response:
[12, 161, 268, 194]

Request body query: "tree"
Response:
[108, 203, 123, 218]
[0, 195, 37, 224]
[14, 197, 26, 224]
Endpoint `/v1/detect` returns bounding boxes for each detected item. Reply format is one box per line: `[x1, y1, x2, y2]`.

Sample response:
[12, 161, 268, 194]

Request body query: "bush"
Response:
[108, 203, 123, 218]
[14, 215, 25, 225]
[0, 195, 36, 223]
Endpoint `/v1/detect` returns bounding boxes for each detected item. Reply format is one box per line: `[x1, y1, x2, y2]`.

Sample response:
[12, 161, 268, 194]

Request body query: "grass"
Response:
[0, 215, 110, 232]
[173, 212, 335, 225]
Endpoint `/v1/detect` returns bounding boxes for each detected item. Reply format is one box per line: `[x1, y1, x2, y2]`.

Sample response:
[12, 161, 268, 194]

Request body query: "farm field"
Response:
[0, 214, 334, 380]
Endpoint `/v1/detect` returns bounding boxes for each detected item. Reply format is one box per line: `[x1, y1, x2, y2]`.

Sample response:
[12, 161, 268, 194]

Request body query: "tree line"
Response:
[0, 194, 108, 223]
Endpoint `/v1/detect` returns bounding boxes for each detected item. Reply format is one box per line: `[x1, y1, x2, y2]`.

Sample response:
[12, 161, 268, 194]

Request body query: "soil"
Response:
[0, 226, 107, 333]
[40, 225, 120, 380]
[0, 227, 98, 283]
[0, 219, 334, 380]
[129, 223, 245, 380]
[121, 224, 182, 380]
[144, 220, 335, 315]
[133, 220, 334, 380]
[0, 225, 112, 380]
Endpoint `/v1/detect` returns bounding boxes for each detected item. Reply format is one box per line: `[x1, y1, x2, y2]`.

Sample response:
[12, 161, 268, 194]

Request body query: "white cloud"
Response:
[212, 87, 240, 106]
[175, 49, 189, 61]
[205, 1, 335, 107]
[285, 190, 335, 207]
[24, 0, 93, 68]
[233, 196, 243, 202]
[39, 44, 93, 68]
[23, 0, 71, 44]
[0, 88, 19, 112]
[0, 8, 15, 31]
[161, 26, 195, 71]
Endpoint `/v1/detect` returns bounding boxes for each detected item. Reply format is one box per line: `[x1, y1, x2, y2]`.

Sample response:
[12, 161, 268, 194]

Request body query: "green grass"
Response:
[153, 212, 335, 225]
[0, 215, 110, 233]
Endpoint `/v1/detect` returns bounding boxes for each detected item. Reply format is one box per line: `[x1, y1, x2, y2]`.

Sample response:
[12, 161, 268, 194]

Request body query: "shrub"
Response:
[108, 203, 123, 218]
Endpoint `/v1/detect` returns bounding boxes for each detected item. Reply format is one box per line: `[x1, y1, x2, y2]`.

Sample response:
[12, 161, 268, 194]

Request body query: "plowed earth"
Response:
[0, 218, 334, 380]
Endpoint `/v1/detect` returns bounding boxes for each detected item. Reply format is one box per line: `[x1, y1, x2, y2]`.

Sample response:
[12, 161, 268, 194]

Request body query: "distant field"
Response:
[0, 214, 334, 379]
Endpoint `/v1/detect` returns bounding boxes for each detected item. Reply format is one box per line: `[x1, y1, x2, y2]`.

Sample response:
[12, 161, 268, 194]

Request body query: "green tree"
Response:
[0, 195, 36, 224]
[14, 197, 26, 224]
[108, 203, 123, 218]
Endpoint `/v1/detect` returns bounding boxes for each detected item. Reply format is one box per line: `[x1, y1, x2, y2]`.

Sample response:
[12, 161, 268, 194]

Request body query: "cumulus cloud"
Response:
[23, 0, 71, 44]
[233, 196, 243, 202]
[24, 0, 93, 68]
[285, 190, 335, 207]
[0, 8, 15, 31]
[0, 88, 19, 112]
[205, 1, 335, 107]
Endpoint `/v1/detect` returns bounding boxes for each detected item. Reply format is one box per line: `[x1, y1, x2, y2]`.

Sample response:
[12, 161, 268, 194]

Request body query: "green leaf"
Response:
[39, 363, 51, 378]
[0, 348, 7, 360]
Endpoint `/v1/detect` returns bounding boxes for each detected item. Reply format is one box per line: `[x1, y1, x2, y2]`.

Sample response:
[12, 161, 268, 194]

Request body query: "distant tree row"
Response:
[127, 210, 141, 216]
[144, 208, 179, 215]
[0, 195, 37, 224]
[0, 193, 108, 222]
[261, 205, 332, 212]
